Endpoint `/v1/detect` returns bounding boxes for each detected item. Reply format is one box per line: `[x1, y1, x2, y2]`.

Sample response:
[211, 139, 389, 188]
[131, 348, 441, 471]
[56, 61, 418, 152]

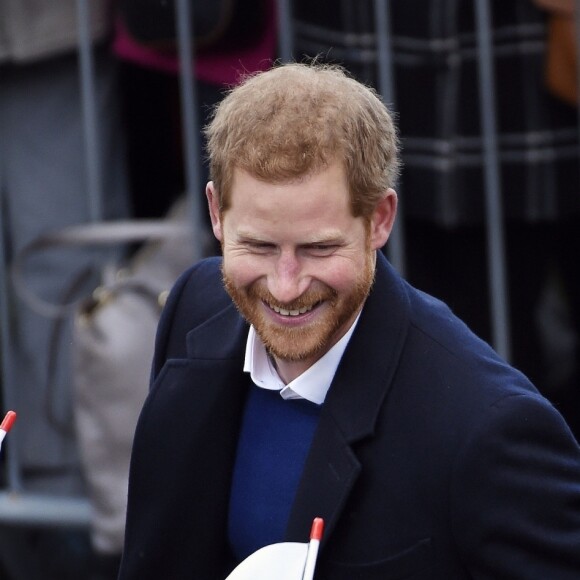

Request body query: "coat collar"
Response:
[185, 299, 248, 361]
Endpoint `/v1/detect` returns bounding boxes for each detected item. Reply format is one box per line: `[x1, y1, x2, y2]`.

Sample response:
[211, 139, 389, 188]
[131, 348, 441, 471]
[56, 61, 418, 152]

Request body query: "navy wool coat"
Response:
[119, 252, 580, 579]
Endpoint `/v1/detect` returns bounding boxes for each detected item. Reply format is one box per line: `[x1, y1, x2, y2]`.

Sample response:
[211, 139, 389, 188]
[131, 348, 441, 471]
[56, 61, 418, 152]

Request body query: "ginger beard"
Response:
[222, 246, 376, 363]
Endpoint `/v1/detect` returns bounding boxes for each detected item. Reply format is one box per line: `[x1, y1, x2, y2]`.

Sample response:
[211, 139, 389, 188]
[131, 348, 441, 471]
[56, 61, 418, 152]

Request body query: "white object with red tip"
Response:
[0, 410, 17, 452]
[225, 517, 325, 580]
[302, 518, 324, 580]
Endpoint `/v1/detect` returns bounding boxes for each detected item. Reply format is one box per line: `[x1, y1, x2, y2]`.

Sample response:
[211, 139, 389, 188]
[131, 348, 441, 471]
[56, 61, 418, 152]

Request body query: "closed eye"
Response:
[304, 244, 340, 257]
[245, 241, 276, 254]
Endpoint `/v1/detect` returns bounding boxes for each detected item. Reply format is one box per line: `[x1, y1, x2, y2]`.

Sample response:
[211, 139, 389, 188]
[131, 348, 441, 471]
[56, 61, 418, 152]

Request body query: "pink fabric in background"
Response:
[112, 0, 277, 86]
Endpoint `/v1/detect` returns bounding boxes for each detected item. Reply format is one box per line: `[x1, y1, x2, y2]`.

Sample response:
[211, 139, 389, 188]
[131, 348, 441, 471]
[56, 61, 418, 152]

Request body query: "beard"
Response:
[222, 252, 376, 363]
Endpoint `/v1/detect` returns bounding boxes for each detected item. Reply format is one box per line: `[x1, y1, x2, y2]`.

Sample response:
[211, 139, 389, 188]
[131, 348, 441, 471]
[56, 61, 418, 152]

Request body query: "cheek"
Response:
[315, 260, 364, 293]
[223, 254, 264, 288]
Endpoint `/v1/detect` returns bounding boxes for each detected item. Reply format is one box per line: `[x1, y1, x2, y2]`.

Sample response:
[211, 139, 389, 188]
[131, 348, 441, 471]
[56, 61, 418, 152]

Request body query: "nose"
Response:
[268, 249, 309, 304]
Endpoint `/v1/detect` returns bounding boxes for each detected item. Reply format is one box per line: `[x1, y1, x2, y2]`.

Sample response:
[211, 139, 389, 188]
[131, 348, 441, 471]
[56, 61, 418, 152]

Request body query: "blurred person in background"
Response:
[0, 1, 129, 578]
[113, 0, 277, 223]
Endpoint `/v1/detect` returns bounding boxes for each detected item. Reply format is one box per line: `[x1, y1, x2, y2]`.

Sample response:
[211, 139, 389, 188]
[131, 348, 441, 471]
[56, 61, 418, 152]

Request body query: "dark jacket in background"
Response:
[293, 0, 580, 226]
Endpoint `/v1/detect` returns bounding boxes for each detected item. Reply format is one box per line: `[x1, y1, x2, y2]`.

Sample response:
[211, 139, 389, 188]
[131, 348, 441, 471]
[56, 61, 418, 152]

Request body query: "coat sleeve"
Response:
[451, 392, 580, 578]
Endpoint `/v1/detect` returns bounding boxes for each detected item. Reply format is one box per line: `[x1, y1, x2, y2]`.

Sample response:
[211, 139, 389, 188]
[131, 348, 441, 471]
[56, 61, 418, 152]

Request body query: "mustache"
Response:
[248, 285, 337, 311]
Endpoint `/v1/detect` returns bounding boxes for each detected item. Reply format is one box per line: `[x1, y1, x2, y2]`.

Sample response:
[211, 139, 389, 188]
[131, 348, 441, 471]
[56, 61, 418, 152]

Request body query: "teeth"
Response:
[271, 304, 314, 316]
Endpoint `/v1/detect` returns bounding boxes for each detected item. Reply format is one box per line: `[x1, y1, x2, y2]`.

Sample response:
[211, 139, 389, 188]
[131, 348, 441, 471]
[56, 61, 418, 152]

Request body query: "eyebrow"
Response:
[236, 231, 346, 245]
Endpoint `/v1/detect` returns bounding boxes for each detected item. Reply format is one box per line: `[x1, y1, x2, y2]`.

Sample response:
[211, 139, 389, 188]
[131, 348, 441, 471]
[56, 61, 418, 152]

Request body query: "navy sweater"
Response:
[228, 385, 322, 561]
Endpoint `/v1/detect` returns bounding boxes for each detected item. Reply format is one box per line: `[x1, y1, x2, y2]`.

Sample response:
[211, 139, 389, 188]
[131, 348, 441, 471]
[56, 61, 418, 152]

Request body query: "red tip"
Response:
[310, 517, 324, 541]
[0, 411, 17, 432]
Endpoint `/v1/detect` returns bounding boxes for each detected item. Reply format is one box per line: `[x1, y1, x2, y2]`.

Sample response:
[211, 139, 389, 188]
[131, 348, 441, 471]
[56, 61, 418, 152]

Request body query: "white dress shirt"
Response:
[243, 313, 361, 405]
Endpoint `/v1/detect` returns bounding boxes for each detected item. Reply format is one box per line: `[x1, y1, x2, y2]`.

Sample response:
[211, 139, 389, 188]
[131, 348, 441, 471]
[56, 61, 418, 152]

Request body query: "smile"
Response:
[269, 303, 316, 317]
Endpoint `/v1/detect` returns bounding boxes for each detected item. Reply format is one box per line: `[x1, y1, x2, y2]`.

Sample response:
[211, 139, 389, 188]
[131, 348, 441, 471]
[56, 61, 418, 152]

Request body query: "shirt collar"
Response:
[243, 313, 361, 405]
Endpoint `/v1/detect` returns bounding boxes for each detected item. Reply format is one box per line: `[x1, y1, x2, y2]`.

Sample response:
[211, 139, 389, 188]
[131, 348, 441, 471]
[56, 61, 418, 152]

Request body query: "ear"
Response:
[206, 181, 223, 242]
[369, 188, 398, 250]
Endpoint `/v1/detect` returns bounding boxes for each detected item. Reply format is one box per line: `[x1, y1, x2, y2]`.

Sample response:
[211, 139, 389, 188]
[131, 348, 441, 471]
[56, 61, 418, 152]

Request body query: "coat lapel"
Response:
[285, 254, 411, 544]
[186, 300, 248, 361]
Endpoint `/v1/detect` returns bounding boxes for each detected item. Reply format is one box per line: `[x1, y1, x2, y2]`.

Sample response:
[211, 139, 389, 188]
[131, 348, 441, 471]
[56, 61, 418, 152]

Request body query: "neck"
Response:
[271, 355, 315, 385]
[272, 307, 363, 384]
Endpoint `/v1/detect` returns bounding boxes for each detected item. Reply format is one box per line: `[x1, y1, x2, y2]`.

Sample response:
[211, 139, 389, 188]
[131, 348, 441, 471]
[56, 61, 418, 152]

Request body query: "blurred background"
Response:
[0, 0, 578, 577]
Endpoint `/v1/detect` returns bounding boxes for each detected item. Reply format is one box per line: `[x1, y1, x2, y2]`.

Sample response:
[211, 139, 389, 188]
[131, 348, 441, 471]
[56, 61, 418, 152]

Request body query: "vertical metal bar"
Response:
[474, 0, 511, 360]
[374, 0, 406, 276]
[373, 0, 395, 106]
[76, 0, 103, 221]
[277, 0, 294, 62]
[175, 0, 205, 261]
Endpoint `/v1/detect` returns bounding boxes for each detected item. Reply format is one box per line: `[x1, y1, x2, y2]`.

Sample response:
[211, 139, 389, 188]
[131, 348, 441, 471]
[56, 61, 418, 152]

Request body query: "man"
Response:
[119, 63, 580, 579]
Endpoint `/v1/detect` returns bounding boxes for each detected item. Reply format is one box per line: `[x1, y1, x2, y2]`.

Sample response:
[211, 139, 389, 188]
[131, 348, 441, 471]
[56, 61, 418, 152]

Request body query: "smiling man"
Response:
[119, 63, 580, 579]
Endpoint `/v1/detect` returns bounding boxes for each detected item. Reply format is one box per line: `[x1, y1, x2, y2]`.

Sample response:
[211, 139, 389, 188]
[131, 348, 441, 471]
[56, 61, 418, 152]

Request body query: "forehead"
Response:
[229, 162, 349, 209]
[223, 163, 359, 240]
